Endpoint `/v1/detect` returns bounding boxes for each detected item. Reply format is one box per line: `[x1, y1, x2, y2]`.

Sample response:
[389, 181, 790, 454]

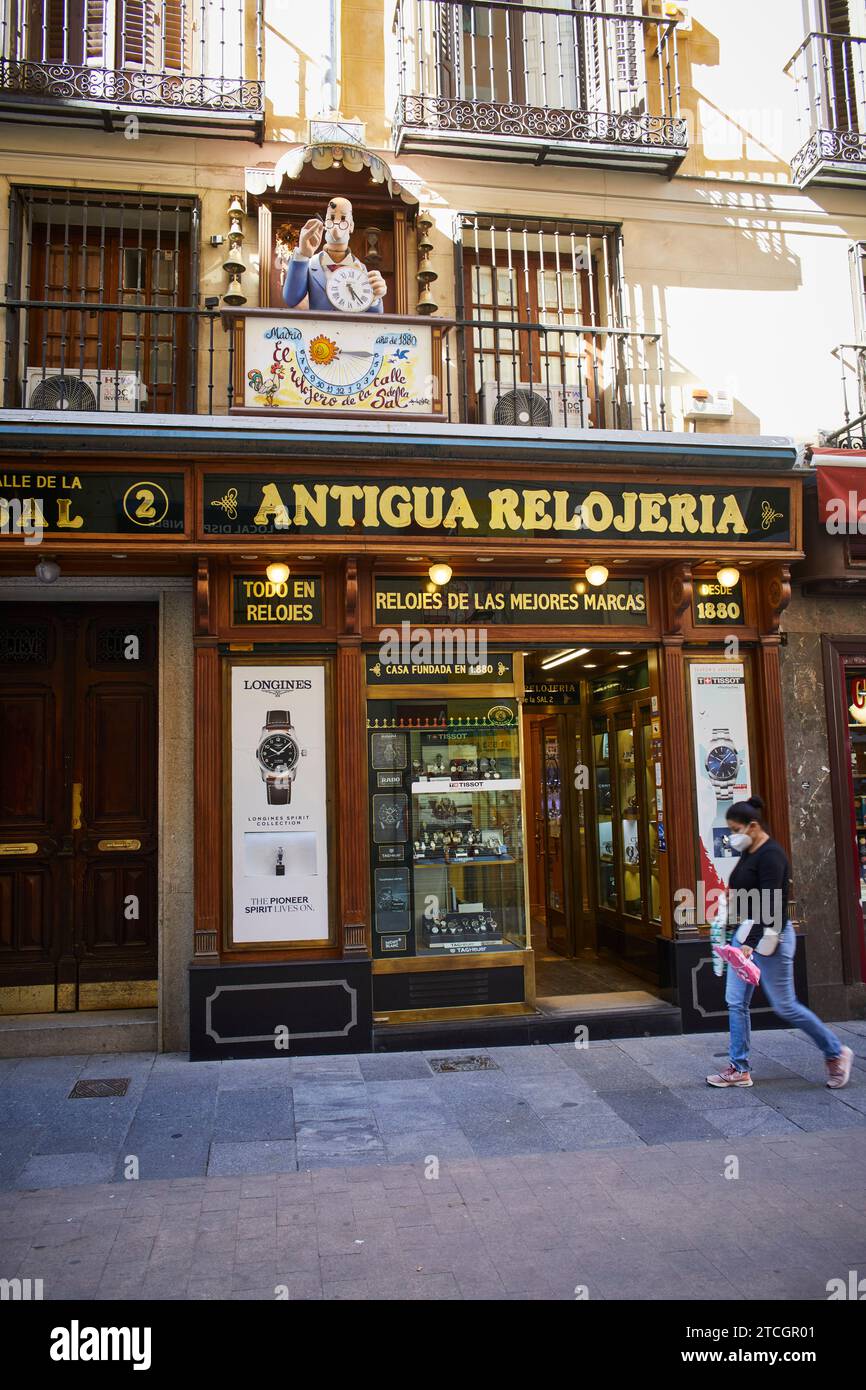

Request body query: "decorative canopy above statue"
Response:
[245, 143, 420, 212]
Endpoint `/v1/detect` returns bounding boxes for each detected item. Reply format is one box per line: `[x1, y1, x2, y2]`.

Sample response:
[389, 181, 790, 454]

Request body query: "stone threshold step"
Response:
[374, 1002, 683, 1053]
[0, 1007, 157, 1057]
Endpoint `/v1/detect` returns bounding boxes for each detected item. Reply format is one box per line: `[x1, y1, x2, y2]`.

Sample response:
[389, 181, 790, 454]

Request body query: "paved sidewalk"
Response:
[1, 1024, 864, 1187]
[0, 1026, 865, 1299]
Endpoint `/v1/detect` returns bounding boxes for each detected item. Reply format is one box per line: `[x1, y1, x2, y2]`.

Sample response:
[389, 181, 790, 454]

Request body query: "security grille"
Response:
[453, 213, 665, 431]
[4, 187, 200, 413]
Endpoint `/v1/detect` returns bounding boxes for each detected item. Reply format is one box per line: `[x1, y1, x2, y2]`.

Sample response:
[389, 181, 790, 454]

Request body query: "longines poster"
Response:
[230, 664, 329, 944]
[689, 661, 752, 927]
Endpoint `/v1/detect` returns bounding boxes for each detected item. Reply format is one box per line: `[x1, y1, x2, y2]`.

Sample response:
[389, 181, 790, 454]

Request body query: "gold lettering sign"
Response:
[206, 478, 792, 542]
[97, 838, 142, 852]
[0, 842, 38, 855]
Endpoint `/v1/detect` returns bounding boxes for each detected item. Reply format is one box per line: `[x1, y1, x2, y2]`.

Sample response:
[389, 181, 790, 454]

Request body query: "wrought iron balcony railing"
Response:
[822, 343, 866, 448]
[0, 0, 264, 136]
[786, 31, 866, 187]
[2, 304, 669, 433]
[393, 0, 687, 173]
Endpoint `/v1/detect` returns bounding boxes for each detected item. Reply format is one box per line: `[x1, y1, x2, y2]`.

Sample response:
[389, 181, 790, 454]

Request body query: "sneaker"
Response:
[826, 1045, 854, 1090]
[706, 1064, 753, 1088]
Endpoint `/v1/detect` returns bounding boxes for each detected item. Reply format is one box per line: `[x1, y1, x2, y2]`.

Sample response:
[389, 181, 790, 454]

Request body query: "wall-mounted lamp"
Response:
[716, 565, 740, 589]
[428, 562, 452, 586]
[585, 563, 609, 587]
[266, 561, 290, 586]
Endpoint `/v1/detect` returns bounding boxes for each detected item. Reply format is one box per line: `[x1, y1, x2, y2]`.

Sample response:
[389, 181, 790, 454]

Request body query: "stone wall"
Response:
[781, 587, 866, 1019]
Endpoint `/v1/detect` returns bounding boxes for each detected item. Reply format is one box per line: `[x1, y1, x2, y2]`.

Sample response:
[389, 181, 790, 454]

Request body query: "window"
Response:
[454, 213, 656, 431]
[7, 188, 198, 413]
[23, 0, 186, 70]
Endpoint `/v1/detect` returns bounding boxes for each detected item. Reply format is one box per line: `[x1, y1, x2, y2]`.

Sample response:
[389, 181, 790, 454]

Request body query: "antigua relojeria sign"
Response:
[203, 476, 791, 543]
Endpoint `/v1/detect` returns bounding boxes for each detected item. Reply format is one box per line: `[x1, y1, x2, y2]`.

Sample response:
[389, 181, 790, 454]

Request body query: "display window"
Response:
[367, 696, 526, 959]
[845, 669, 866, 918]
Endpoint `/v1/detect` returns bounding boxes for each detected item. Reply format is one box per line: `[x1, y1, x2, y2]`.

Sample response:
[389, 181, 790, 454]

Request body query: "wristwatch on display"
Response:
[256, 709, 302, 805]
[705, 727, 740, 802]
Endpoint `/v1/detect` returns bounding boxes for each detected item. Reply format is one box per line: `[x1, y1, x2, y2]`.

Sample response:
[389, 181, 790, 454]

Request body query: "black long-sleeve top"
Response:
[727, 837, 789, 949]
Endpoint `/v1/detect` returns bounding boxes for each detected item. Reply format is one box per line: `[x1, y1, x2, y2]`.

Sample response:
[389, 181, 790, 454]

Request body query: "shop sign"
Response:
[591, 662, 650, 700]
[230, 665, 329, 945]
[692, 578, 745, 626]
[232, 574, 323, 626]
[202, 476, 792, 544]
[242, 317, 440, 416]
[0, 471, 185, 536]
[366, 651, 514, 683]
[523, 680, 582, 706]
[373, 577, 648, 626]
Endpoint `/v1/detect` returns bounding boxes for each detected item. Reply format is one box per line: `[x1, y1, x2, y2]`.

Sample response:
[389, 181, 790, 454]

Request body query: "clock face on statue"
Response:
[326, 263, 375, 313]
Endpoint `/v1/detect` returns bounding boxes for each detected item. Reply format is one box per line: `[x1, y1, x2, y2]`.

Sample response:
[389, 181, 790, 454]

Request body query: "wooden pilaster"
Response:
[659, 562, 697, 936]
[193, 558, 221, 959]
[337, 558, 371, 956]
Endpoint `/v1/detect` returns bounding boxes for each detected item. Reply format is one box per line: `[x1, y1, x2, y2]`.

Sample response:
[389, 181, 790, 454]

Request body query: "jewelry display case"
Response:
[367, 697, 526, 958]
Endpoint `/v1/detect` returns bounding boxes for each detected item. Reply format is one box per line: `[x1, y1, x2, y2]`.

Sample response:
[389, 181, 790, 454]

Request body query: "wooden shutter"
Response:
[119, 0, 185, 72]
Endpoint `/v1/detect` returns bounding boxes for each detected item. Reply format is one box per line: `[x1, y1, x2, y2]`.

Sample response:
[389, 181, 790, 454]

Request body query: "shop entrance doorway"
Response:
[523, 645, 666, 1006]
[0, 603, 158, 1013]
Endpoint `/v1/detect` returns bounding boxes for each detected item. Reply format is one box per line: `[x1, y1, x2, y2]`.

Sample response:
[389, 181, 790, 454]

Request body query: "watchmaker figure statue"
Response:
[282, 196, 386, 315]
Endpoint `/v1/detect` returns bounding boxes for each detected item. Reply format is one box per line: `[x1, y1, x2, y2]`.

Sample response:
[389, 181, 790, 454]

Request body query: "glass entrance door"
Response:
[538, 717, 569, 955]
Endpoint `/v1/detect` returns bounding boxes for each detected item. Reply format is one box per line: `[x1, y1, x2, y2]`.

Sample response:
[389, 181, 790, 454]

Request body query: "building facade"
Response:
[0, 1, 863, 1056]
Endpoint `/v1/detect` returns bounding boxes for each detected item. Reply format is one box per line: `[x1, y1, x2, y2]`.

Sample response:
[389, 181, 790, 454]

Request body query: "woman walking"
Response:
[706, 796, 854, 1089]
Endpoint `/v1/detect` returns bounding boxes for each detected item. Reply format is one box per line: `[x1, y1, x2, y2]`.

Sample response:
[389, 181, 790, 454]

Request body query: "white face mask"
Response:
[729, 831, 751, 853]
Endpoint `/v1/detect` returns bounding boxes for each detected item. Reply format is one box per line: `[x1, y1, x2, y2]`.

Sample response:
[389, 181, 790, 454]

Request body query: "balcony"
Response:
[786, 31, 866, 188]
[3, 309, 670, 434]
[392, 0, 687, 174]
[821, 343, 866, 448]
[0, 0, 264, 138]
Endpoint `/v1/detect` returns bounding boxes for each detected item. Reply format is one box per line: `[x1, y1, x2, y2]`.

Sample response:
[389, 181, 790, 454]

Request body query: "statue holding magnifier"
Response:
[282, 196, 386, 315]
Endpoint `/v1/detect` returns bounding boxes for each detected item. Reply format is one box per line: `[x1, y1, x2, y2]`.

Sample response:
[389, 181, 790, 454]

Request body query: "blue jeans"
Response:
[726, 923, 843, 1072]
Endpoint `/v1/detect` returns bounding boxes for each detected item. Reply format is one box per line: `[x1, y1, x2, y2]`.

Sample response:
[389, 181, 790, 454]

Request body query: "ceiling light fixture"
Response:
[585, 563, 609, 587]
[266, 561, 290, 585]
[617, 650, 632, 656]
[716, 564, 740, 589]
[428, 562, 452, 586]
[545, 557, 562, 564]
[541, 647, 590, 671]
[35, 558, 60, 584]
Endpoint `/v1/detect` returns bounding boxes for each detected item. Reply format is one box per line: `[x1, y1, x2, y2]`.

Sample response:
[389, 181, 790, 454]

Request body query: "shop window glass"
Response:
[367, 697, 525, 958]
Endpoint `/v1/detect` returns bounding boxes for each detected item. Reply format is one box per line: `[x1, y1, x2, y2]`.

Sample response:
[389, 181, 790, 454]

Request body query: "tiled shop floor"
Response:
[0, 1026, 865, 1188]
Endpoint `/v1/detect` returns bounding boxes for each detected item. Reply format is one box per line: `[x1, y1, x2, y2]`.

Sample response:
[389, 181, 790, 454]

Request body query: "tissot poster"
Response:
[689, 661, 752, 934]
[231, 664, 328, 943]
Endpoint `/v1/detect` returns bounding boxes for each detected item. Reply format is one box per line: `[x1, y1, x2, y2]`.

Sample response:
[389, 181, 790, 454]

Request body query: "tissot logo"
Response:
[243, 679, 312, 692]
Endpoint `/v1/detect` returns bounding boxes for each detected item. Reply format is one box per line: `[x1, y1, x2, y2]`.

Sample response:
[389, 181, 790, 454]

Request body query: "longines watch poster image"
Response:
[689, 661, 752, 892]
[230, 664, 329, 943]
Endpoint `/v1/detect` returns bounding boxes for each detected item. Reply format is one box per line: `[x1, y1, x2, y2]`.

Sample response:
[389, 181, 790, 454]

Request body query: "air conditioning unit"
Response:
[480, 382, 588, 429]
[645, 1, 692, 32]
[683, 386, 734, 421]
[25, 369, 146, 412]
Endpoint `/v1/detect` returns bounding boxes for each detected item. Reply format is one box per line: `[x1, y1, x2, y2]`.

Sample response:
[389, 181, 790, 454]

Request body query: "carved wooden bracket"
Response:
[663, 561, 693, 635]
[195, 556, 213, 637]
[344, 556, 359, 636]
[760, 563, 792, 635]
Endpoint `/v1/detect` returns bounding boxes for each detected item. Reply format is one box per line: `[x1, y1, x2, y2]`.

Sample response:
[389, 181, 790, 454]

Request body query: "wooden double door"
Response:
[0, 604, 158, 1013]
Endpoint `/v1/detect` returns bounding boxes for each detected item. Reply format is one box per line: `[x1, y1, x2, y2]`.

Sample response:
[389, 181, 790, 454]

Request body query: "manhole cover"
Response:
[68, 1078, 130, 1099]
[428, 1055, 499, 1073]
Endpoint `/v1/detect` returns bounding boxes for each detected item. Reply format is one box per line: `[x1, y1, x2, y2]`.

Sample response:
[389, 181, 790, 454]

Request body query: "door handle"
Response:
[71, 782, 83, 830]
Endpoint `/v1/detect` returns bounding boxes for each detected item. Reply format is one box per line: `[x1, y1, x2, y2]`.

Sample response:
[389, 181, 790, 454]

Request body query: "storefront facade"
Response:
[782, 450, 866, 1021]
[0, 417, 806, 1053]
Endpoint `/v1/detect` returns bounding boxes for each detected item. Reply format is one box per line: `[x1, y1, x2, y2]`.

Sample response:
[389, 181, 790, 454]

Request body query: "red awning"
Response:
[813, 448, 866, 528]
